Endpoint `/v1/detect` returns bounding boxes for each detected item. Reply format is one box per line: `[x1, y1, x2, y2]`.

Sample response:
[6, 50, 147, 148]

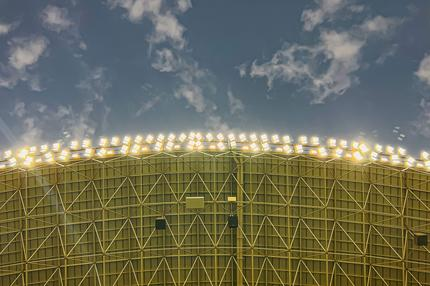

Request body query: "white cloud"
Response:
[360, 15, 401, 35]
[205, 115, 230, 133]
[9, 66, 112, 144]
[250, 31, 363, 103]
[227, 89, 244, 115]
[136, 95, 161, 116]
[376, 44, 398, 65]
[108, 0, 186, 49]
[150, 13, 185, 48]
[21, 117, 43, 144]
[28, 76, 44, 92]
[152, 48, 179, 72]
[12, 102, 26, 118]
[175, 84, 206, 112]
[236, 63, 247, 78]
[108, 0, 162, 22]
[301, 0, 345, 31]
[247, 13, 401, 104]
[8, 36, 49, 70]
[416, 54, 430, 86]
[41, 5, 73, 32]
[415, 98, 430, 138]
[177, 0, 192, 13]
[0, 22, 14, 35]
[79, 41, 87, 50]
[153, 48, 213, 112]
[0, 36, 48, 90]
[76, 67, 111, 102]
[0, 64, 20, 88]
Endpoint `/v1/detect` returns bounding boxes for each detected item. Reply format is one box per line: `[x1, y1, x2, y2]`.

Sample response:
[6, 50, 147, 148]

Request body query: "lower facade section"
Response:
[0, 152, 430, 285]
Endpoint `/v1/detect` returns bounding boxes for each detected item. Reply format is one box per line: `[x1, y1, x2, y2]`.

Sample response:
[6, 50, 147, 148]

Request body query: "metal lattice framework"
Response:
[1, 149, 430, 285]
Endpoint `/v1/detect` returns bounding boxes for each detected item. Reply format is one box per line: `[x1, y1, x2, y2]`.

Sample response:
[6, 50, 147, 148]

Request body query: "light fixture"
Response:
[386, 145, 394, 154]
[327, 138, 336, 148]
[206, 133, 214, 141]
[134, 135, 143, 144]
[52, 143, 61, 152]
[352, 151, 363, 161]
[111, 136, 120, 146]
[123, 136, 131, 145]
[375, 144, 383, 153]
[294, 144, 303, 154]
[310, 136, 319, 146]
[339, 140, 348, 149]
[318, 147, 327, 157]
[18, 148, 29, 159]
[70, 141, 79, 150]
[282, 135, 291, 144]
[398, 147, 406, 156]
[100, 137, 109, 147]
[271, 134, 280, 143]
[298, 136, 307, 145]
[82, 139, 92, 148]
[359, 143, 369, 153]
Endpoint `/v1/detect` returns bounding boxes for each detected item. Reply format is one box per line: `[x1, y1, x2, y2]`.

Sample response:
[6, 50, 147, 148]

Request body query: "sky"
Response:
[0, 0, 430, 155]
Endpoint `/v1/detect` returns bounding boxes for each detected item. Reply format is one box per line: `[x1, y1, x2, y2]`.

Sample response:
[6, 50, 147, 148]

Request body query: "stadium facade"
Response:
[0, 132, 430, 285]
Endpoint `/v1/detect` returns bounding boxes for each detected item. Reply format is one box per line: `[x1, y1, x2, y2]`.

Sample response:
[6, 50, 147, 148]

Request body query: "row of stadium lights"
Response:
[0, 132, 430, 170]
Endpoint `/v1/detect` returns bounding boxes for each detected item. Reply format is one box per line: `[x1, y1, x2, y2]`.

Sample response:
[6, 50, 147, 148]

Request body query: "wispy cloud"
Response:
[108, 0, 162, 22]
[205, 115, 231, 132]
[177, 0, 192, 13]
[416, 54, 430, 86]
[414, 98, 430, 138]
[415, 54, 430, 138]
[376, 44, 398, 65]
[0, 36, 49, 90]
[40, 4, 87, 52]
[8, 36, 49, 70]
[109, 0, 231, 131]
[8, 66, 112, 144]
[236, 63, 247, 78]
[0, 22, 16, 36]
[227, 89, 244, 115]
[12, 102, 26, 118]
[301, 0, 346, 31]
[360, 15, 402, 35]
[246, 12, 402, 104]
[150, 12, 186, 49]
[135, 95, 161, 116]
[41, 5, 73, 32]
[152, 48, 213, 113]
[108, 0, 186, 49]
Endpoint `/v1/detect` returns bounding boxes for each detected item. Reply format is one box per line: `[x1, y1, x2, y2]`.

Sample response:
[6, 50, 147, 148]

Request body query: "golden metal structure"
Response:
[0, 150, 430, 285]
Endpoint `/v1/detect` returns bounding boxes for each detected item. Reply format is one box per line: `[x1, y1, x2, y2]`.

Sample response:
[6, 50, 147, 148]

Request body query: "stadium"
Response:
[0, 132, 430, 286]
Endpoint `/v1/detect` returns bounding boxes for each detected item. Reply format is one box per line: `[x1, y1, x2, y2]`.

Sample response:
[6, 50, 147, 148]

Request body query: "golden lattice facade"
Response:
[1, 150, 430, 285]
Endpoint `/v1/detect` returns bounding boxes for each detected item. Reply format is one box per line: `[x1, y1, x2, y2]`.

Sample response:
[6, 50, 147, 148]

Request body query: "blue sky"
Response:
[1, 0, 430, 154]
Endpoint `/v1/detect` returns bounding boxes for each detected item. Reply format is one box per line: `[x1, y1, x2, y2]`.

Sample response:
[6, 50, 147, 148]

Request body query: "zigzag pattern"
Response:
[0, 152, 429, 285]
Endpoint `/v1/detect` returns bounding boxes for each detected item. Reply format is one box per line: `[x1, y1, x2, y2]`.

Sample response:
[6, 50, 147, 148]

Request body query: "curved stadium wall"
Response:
[0, 133, 430, 285]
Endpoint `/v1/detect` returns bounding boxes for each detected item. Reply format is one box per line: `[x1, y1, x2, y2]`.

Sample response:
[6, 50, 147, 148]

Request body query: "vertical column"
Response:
[23, 171, 28, 286]
[362, 165, 368, 286]
[140, 158, 144, 286]
[102, 162, 106, 286]
[400, 170, 407, 285]
[234, 156, 244, 286]
[324, 161, 329, 286]
[212, 155, 218, 286]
